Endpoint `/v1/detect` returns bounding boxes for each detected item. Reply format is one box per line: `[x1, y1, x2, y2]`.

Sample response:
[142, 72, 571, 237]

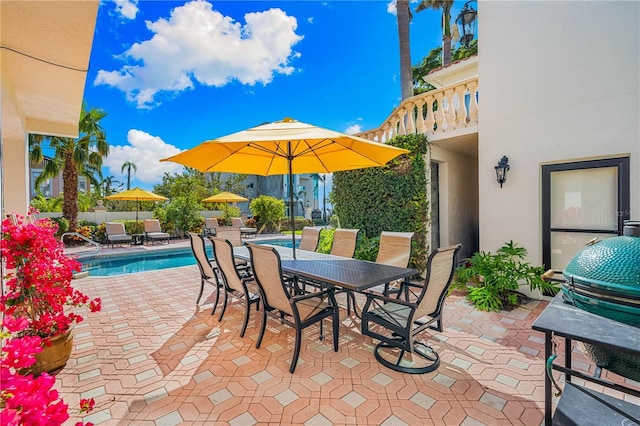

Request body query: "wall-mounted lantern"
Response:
[456, 0, 478, 47]
[495, 156, 510, 188]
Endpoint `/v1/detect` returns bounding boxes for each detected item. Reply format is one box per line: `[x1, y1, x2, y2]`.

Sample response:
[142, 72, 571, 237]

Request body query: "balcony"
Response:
[357, 76, 479, 147]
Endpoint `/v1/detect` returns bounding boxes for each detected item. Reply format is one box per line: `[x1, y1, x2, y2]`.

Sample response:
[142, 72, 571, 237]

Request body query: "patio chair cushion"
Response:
[105, 222, 132, 243]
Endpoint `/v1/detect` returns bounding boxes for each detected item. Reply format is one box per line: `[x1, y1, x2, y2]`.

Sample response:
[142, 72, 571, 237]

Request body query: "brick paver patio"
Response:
[57, 241, 637, 425]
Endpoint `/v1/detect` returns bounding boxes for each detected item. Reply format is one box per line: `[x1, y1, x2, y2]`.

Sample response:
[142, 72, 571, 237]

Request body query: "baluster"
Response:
[455, 85, 467, 128]
[405, 102, 416, 134]
[398, 109, 407, 136]
[435, 92, 445, 133]
[425, 95, 436, 136]
[467, 80, 479, 125]
[444, 88, 456, 131]
[415, 98, 426, 134]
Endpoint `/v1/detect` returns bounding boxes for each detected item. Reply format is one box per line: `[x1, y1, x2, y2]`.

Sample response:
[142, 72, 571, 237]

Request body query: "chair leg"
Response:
[196, 278, 205, 304]
[218, 289, 229, 320]
[256, 309, 268, 349]
[240, 297, 251, 337]
[332, 312, 339, 352]
[211, 283, 221, 315]
[290, 327, 303, 373]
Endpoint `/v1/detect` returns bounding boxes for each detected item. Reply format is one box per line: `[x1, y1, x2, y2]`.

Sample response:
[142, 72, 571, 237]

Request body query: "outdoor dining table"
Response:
[233, 243, 417, 294]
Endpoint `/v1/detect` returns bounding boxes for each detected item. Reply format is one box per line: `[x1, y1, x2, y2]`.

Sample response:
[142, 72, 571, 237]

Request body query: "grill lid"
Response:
[563, 221, 640, 297]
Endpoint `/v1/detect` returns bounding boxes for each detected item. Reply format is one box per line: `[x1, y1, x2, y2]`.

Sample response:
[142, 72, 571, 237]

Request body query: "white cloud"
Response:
[344, 124, 362, 135]
[387, 1, 397, 15]
[95, 0, 303, 109]
[103, 129, 184, 185]
[114, 0, 138, 20]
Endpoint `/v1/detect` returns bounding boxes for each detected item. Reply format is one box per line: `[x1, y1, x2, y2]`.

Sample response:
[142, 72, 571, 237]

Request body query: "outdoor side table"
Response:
[532, 293, 640, 425]
[132, 233, 145, 246]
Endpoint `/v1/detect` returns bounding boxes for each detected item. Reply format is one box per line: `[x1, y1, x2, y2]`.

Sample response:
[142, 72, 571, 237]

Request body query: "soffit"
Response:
[1, 0, 99, 140]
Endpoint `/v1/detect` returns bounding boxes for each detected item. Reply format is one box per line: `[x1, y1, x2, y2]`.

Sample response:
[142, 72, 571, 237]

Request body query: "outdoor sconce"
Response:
[456, 0, 478, 47]
[495, 156, 510, 188]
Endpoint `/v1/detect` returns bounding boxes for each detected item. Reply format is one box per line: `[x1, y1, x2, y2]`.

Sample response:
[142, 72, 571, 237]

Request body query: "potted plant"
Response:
[1, 211, 101, 375]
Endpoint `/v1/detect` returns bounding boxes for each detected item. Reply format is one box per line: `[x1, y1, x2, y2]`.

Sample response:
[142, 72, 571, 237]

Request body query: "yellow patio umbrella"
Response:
[104, 187, 168, 222]
[161, 117, 409, 257]
[202, 191, 249, 221]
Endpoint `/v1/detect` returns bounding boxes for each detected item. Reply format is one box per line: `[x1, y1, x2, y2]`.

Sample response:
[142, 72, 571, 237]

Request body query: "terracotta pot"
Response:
[24, 328, 74, 376]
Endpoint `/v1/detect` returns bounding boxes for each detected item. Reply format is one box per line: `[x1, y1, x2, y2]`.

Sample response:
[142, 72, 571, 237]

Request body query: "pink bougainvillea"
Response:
[1, 212, 101, 338]
[1, 211, 100, 424]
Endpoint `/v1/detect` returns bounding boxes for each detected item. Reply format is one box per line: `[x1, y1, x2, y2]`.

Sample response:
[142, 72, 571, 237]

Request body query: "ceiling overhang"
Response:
[1, 0, 99, 140]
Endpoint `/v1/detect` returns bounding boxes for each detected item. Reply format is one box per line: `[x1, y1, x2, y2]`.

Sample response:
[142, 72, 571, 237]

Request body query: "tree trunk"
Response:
[397, 0, 413, 101]
[443, 35, 452, 66]
[63, 152, 79, 231]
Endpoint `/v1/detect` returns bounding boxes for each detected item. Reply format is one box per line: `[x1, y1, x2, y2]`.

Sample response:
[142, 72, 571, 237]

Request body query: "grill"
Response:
[560, 220, 640, 380]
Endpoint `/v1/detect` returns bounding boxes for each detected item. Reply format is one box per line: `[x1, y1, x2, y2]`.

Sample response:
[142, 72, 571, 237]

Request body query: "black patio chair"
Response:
[247, 243, 339, 373]
[361, 244, 461, 374]
[187, 232, 222, 310]
[210, 237, 260, 337]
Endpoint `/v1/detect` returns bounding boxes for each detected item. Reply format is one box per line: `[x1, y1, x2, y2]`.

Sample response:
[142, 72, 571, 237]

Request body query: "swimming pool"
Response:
[80, 238, 297, 276]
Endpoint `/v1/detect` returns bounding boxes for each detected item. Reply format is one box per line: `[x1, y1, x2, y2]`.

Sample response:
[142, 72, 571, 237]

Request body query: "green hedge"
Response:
[331, 134, 429, 272]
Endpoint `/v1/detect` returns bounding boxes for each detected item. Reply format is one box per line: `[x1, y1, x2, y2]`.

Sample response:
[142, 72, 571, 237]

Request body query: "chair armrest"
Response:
[291, 287, 334, 303]
[363, 291, 416, 308]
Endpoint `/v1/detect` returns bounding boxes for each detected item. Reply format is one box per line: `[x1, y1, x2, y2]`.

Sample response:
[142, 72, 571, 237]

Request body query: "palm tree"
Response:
[100, 175, 122, 197]
[416, 0, 454, 66]
[397, 0, 414, 101]
[121, 161, 137, 190]
[29, 103, 109, 231]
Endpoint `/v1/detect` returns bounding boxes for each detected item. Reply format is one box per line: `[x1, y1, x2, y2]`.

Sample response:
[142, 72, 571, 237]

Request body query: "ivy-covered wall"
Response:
[331, 134, 429, 271]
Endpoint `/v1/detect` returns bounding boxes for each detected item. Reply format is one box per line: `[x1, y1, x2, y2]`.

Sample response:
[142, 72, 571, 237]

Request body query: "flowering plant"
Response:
[1, 315, 96, 425]
[1, 211, 101, 338]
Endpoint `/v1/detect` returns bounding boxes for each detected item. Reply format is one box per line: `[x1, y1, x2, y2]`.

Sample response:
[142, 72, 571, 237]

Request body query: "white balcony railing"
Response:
[357, 76, 479, 142]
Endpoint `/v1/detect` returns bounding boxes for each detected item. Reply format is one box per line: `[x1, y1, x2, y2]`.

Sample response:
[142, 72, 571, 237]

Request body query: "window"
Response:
[30, 169, 52, 198]
[78, 178, 87, 193]
[542, 157, 630, 270]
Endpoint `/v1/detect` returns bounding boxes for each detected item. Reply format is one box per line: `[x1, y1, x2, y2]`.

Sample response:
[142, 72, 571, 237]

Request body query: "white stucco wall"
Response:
[478, 1, 640, 265]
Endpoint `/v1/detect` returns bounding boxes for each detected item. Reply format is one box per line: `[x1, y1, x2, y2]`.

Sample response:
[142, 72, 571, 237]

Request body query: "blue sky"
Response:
[85, 0, 458, 190]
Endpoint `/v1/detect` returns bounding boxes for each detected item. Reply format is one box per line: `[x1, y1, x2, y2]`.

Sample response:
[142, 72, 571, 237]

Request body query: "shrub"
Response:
[279, 217, 312, 232]
[316, 228, 334, 254]
[164, 195, 202, 237]
[250, 196, 285, 233]
[50, 217, 69, 236]
[452, 241, 559, 312]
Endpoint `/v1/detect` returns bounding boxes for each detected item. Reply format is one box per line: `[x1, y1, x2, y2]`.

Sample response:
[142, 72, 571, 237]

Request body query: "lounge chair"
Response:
[203, 217, 220, 237]
[298, 226, 322, 252]
[210, 237, 260, 337]
[329, 228, 360, 258]
[105, 222, 132, 248]
[143, 219, 170, 245]
[247, 243, 339, 373]
[231, 217, 257, 238]
[361, 244, 461, 374]
[187, 232, 222, 309]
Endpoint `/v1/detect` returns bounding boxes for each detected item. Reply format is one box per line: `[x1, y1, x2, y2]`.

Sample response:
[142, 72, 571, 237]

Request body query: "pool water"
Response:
[80, 239, 297, 276]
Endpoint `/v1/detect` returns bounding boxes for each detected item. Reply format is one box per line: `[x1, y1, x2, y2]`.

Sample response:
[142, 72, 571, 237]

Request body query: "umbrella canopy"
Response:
[104, 187, 168, 222]
[202, 191, 248, 203]
[202, 191, 249, 222]
[161, 118, 409, 257]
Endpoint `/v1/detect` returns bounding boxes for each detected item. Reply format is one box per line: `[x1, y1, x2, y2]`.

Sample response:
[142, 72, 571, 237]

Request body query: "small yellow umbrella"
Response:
[105, 187, 168, 222]
[202, 191, 248, 204]
[202, 191, 248, 221]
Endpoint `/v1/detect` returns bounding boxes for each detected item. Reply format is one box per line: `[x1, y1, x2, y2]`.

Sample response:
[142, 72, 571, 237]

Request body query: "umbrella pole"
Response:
[287, 143, 296, 259]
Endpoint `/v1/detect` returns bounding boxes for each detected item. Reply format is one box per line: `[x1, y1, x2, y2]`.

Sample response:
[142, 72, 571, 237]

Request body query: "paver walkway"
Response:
[57, 241, 637, 425]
